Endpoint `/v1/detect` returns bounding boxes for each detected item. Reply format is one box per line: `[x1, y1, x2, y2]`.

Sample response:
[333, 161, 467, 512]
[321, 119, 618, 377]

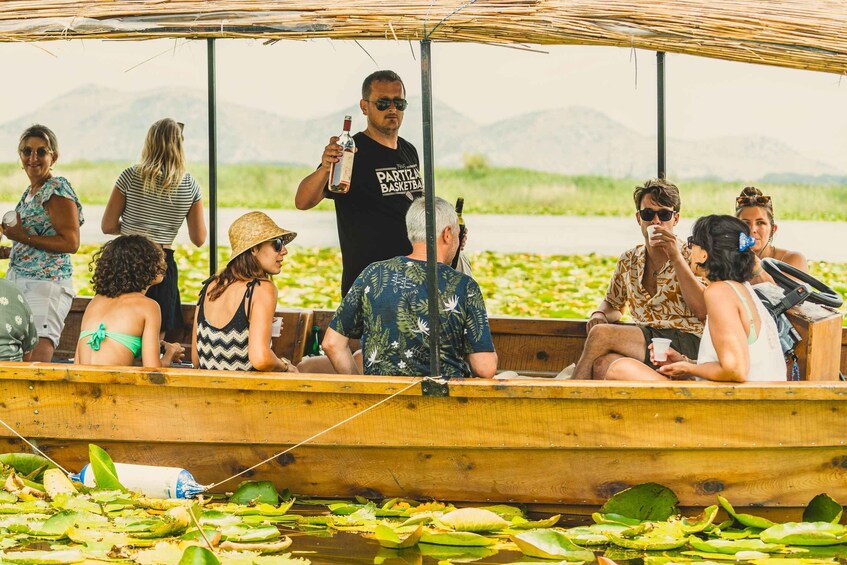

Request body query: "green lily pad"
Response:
[717, 496, 775, 529]
[222, 525, 280, 543]
[132, 506, 192, 539]
[179, 545, 221, 565]
[438, 508, 510, 532]
[87, 444, 126, 492]
[510, 528, 596, 561]
[592, 512, 643, 526]
[804, 495, 844, 524]
[0, 454, 56, 482]
[0, 549, 84, 564]
[564, 524, 629, 545]
[749, 559, 839, 565]
[199, 510, 242, 527]
[760, 522, 847, 546]
[599, 483, 679, 522]
[688, 535, 786, 554]
[608, 522, 688, 551]
[229, 481, 279, 506]
[481, 504, 525, 520]
[420, 530, 496, 547]
[681, 505, 719, 533]
[417, 542, 498, 561]
[509, 514, 562, 530]
[374, 524, 423, 548]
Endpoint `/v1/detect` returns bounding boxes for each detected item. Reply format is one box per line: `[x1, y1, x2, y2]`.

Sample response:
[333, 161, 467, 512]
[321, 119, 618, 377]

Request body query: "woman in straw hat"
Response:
[191, 212, 298, 372]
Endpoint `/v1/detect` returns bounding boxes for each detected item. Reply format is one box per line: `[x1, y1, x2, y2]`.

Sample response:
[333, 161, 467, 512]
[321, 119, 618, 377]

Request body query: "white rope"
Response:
[204, 376, 441, 492]
[0, 417, 70, 476]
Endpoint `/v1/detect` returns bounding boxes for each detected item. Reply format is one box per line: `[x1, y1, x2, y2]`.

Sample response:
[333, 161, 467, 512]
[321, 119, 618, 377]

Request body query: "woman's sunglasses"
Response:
[639, 208, 675, 222]
[369, 97, 408, 111]
[20, 147, 52, 158]
[686, 236, 697, 249]
[736, 195, 771, 207]
[270, 237, 286, 252]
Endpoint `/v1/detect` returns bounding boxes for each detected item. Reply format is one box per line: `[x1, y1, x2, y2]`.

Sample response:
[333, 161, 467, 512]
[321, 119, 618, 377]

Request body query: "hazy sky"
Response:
[2, 38, 845, 169]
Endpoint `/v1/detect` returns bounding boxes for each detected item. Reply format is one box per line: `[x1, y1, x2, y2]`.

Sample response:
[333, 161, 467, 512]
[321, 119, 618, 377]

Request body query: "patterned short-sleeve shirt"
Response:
[10, 177, 84, 281]
[329, 257, 495, 378]
[0, 280, 38, 361]
[605, 239, 705, 334]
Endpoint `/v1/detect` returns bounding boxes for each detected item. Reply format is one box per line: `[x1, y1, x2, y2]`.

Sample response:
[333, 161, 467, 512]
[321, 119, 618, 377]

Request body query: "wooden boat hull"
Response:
[2, 362, 847, 509]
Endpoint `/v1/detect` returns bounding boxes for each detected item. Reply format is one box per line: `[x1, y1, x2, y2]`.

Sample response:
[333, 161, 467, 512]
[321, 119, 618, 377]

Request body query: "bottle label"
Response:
[329, 151, 354, 193]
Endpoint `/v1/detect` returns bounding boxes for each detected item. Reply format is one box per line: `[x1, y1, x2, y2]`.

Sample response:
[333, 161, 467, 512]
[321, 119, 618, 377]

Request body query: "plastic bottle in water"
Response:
[70, 462, 207, 499]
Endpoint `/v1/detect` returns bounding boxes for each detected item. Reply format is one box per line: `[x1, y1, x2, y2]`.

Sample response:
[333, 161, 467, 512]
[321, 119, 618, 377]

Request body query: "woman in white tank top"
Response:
[605, 215, 785, 382]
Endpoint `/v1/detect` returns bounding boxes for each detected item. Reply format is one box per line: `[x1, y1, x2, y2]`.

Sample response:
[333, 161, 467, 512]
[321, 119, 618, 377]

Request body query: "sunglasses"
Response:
[270, 237, 286, 252]
[368, 97, 408, 111]
[686, 236, 696, 249]
[639, 208, 675, 222]
[20, 147, 52, 158]
[736, 195, 771, 207]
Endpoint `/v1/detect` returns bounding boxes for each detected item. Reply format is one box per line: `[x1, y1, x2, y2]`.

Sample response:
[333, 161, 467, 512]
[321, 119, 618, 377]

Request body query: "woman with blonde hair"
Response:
[192, 212, 298, 373]
[735, 186, 807, 282]
[102, 118, 207, 338]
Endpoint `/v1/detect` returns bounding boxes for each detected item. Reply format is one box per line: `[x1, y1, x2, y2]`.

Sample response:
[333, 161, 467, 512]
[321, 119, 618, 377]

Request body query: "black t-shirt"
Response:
[327, 132, 424, 296]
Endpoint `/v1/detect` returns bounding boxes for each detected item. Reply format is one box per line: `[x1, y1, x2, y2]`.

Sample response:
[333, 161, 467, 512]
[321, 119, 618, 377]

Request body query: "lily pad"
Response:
[760, 522, 847, 546]
[438, 508, 509, 532]
[218, 537, 293, 553]
[599, 483, 679, 522]
[179, 545, 220, 565]
[510, 528, 596, 561]
[417, 542, 498, 561]
[564, 524, 629, 546]
[717, 496, 775, 529]
[420, 530, 495, 547]
[0, 454, 56, 482]
[229, 481, 279, 506]
[804, 494, 844, 524]
[374, 524, 423, 549]
[87, 445, 125, 492]
[688, 535, 786, 554]
[0, 549, 84, 564]
[681, 505, 719, 533]
[509, 514, 562, 530]
[42, 470, 77, 501]
[592, 513, 643, 526]
[608, 522, 688, 551]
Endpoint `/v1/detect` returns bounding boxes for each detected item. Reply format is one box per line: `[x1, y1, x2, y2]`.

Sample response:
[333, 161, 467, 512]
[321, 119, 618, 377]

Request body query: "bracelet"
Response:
[589, 310, 608, 320]
[26, 234, 31, 247]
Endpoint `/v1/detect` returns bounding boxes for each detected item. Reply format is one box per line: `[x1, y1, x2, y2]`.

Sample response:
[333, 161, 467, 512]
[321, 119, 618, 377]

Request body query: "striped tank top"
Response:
[195, 279, 259, 371]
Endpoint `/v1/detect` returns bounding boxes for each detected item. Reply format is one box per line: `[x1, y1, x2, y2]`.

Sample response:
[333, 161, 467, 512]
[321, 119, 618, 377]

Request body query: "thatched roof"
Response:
[0, 1, 845, 75]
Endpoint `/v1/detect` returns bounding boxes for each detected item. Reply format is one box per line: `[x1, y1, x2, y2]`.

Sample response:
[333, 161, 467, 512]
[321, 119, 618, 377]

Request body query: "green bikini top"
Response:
[79, 323, 143, 358]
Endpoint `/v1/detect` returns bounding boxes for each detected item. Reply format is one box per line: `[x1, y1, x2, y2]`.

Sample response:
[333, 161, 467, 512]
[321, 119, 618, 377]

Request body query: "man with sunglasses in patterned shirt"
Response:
[296, 70, 424, 297]
[572, 179, 707, 380]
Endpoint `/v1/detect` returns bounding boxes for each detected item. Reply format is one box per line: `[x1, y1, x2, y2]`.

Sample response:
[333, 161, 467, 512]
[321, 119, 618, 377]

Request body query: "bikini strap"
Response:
[726, 281, 757, 342]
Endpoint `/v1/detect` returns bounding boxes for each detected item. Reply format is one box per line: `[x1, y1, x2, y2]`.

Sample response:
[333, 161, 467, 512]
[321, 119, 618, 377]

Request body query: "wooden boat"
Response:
[0, 298, 841, 511]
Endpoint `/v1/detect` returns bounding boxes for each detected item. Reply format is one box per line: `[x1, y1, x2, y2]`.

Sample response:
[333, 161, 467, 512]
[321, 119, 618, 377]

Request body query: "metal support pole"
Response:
[419, 39, 442, 378]
[657, 51, 666, 179]
[207, 38, 219, 275]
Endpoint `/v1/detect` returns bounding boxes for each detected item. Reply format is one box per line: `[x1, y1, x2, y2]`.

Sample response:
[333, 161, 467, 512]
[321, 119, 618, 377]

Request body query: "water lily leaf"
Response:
[33, 511, 77, 537]
[481, 504, 525, 520]
[0, 500, 50, 514]
[229, 481, 279, 506]
[749, 559, 840, 565]
[438, 508, 510, 532]
[564, 524, 629, 546]
[681, 505, 719, 533]
[420, 530, 496, 547]
[681, 550, 747, 561]
[760, 522, 847, 546]
[42, 470, 77, 501]
[87, 445, 125, 492]
[0, 549, 84, 564]
[509, 514, 561, 530]
[0, 454, 55, 481]
[599, 483, 679, 522]
[219, 537, 293, 553]
[804, 495, 844, 524]
[688, 535, 786, 554]
[717, 496, 775, 529]
[510, 528, 596, 560]
[417, 542, 498, 561]
[132, 506, 192, 539]
[179, 545, 220, 565]
[234, 500, 295, 516]
[400, 511, 438, 527]
[592, 513, 643, 526]
[200, 510, 242, 527]
[373, 547, 424, 565]
[375, 524, 423, 548]
[716, 528, 756, 540]
[49, 493, 102, 514]
[608, 522, 688, 550]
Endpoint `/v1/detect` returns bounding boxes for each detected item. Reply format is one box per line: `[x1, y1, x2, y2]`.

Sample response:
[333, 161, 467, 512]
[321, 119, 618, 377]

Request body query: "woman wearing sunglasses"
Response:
[735, 186, 807, 282]
[102, 118, 207, 341]
[0, 125, 84, 362]
[605, 215, 785, 382]
[75, 235, 184, 367]
[192, 212, 298, 373]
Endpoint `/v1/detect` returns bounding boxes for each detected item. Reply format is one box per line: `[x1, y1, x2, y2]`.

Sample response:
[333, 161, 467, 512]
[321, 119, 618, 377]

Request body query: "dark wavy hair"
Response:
[207, 251, 270, 301]
[90, 235, 164, 298]
[689, 215, 755, 282]
[633, 178, 681, 212]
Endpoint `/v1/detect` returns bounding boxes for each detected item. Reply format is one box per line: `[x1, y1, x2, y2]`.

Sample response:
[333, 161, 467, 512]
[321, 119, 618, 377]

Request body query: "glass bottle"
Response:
[328, 115, 355, 194]
[450, 197, 465, 269]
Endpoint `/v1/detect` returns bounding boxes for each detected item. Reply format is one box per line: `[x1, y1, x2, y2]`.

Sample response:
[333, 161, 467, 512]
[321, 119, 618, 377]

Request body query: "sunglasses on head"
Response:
[369, 97, 408, 111]
[686, 236, 697, 249]
[639, 208, 675, 222]
[270, 237, 286, 252]
[736, 195, 771, 207]
[20, 147, 52, 158]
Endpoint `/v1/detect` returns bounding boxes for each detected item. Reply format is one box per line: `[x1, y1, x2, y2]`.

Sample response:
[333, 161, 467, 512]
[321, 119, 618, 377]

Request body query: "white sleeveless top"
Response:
[697, 281, 786, 381]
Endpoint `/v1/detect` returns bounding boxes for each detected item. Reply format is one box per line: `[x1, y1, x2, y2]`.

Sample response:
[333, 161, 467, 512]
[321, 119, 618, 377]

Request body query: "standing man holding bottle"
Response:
[295, 70, 423, 297]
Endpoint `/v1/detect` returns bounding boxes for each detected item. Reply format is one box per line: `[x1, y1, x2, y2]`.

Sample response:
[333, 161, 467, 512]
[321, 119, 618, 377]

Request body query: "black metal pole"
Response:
[657, 51, 666, 179]
[207, 38, 219, 275]
[419, 39, 442, 378]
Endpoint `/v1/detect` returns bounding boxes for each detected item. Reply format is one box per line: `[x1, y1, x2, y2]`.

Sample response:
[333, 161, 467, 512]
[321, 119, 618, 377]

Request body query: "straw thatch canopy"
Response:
[0, 1, 845, 75]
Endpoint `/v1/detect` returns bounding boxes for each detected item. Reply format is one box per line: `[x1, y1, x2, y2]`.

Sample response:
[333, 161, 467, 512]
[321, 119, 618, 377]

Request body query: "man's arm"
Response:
[322, 328, 360, 374]
[586, 299, 623, 331]
[658, 231, 707, 320]
[295, 136, 341, 210]
[467, 351, 497, 378]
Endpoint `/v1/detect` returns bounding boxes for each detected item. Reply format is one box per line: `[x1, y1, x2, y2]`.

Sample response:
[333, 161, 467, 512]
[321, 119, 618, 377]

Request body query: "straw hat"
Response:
[228, 211, 297, 262]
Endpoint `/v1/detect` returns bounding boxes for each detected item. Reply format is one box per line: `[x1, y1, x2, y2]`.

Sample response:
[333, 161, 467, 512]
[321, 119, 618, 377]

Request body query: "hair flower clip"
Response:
[739, 232, 756, 252]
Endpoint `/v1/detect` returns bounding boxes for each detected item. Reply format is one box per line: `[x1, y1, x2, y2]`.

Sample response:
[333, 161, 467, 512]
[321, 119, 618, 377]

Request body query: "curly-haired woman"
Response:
[74, 235, 184, 367]
[101, 118, 206, 339]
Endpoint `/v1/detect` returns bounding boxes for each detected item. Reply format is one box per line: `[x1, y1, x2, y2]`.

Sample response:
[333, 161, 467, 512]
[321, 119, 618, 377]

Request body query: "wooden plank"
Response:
[16, 439, 847, 508]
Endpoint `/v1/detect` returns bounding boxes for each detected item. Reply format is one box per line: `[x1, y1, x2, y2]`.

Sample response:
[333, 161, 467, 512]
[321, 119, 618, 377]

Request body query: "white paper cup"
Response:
[646, 225, 658, 245]
[2, 211, 17, 227]
[652, 337, 672, 362]
[271, 317, 282, 338]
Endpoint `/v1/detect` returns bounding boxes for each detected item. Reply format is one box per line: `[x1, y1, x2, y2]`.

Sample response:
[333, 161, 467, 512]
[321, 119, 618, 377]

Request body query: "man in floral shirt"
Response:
[323, 197, 496, 378]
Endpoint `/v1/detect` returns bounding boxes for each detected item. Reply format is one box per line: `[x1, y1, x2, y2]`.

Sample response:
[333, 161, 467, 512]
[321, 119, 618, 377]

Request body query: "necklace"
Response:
[757, 242, 773, 259]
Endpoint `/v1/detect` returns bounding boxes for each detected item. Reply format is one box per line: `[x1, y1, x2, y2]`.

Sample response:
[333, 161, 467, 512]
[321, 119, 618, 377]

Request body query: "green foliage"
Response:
[461, 152, 490, 175]
[87, 444, 126, 492]
[599, 483, 679, 522]
[804, 494, 844, 524]
[229, 481, 280, 506]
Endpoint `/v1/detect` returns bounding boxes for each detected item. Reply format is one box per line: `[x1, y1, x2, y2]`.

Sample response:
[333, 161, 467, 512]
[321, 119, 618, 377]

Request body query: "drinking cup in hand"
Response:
[647, 225, 658, 245]
[2, 211, 17, 227]
[271, 317, 282, 338]
[651, 338, 672, 362]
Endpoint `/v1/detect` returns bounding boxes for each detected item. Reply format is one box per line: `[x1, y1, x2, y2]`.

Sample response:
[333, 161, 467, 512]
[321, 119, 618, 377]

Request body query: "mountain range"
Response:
[0, 85, 840, 181]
